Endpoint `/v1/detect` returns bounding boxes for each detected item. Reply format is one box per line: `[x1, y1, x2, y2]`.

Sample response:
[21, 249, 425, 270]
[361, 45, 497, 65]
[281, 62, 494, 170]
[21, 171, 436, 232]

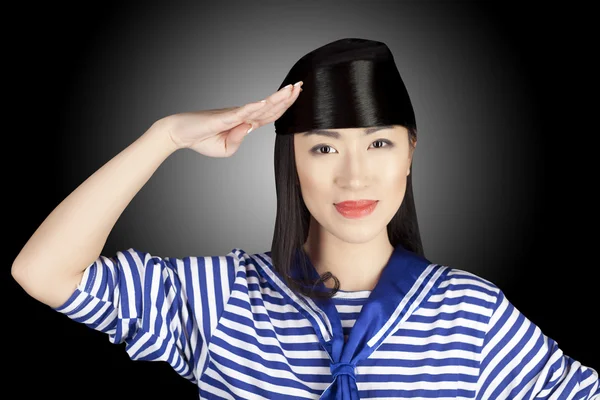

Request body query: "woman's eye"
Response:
[370, 139, 391, 149]
[313, 145, 337, 154]
[311, 139, 392, 154]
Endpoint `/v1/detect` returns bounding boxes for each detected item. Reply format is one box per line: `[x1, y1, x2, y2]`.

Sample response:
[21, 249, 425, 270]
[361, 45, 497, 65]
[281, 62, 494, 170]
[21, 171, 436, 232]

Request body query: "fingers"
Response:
[254, 82, 303, 124]
[220, 101, 265, 126]
[230, 100, 268, 122]
[259, 83, 302, 123]
[269, 82, 301, 104]
[227, 81, 303, 129]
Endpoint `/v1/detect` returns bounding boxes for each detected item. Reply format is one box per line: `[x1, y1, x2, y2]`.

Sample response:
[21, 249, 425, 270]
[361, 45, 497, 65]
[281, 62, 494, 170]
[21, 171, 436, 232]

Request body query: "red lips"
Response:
[334, 200, 378, 209]
[334, 200, 379, 219]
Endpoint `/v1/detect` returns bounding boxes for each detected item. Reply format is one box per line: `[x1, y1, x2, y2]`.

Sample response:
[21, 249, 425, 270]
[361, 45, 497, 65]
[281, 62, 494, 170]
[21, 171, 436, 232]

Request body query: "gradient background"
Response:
[7, 0, 598, 397]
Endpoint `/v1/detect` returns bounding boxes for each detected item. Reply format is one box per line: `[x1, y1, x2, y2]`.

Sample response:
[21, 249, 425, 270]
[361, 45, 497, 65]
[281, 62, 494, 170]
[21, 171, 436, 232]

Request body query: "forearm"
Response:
[12, 118, 179, 306]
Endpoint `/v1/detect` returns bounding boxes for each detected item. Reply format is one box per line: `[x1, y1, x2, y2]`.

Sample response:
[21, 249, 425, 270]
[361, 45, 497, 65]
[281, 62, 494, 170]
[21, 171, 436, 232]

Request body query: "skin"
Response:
[294, 125, 416, 291]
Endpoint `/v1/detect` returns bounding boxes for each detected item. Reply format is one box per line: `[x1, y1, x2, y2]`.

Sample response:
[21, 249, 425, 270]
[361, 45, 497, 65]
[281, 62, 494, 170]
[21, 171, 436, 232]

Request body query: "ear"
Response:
[407, 139, 417, 176]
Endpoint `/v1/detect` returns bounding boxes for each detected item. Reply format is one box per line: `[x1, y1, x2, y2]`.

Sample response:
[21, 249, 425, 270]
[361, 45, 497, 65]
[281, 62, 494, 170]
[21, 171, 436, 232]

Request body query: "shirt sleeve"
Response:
[52, 248, 238, 383]
[475, 289, 600, 399]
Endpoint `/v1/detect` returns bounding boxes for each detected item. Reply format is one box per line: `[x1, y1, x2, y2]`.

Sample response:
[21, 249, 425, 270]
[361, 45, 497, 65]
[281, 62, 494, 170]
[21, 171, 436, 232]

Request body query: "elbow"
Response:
[11, 259, 83, 309]
[12, 261, 53, 307]
[11, 261, 37, 295]
[12, 260, 49, 300]
[11, 260, 28, 287]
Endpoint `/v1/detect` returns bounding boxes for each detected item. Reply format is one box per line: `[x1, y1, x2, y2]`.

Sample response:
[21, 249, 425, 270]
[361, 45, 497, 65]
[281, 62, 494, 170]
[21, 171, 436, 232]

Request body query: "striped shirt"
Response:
[54, 247, 600, 399]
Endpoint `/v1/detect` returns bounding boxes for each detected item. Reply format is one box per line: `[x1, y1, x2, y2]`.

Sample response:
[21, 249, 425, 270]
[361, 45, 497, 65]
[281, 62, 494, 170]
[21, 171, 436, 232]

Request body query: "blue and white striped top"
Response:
[53, 246, 600, 399]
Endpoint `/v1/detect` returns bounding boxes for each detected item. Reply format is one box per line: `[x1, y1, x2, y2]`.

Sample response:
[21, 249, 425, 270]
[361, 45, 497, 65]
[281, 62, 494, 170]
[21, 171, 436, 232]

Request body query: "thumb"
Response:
[243, 121, 254, 134]
[225, 122, 254, 153]
[240, 121, 255, 139]
[231, 122, 254, 140]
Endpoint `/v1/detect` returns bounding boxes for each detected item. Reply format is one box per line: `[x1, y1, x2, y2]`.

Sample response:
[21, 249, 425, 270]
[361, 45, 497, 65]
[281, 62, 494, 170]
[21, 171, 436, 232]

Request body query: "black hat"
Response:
[274, 37, 416, 136]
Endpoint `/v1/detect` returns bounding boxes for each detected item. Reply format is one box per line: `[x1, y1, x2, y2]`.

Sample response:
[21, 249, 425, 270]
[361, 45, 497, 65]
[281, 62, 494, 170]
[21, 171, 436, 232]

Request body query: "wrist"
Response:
[148, 116, 182, 154]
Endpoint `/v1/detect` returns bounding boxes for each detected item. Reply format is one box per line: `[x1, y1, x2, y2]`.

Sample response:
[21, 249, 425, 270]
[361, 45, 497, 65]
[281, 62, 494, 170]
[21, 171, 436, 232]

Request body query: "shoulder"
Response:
[439, 266, 501, 297]
[207, 247, 275, 283]
[427, 264, 503, 318]
[112, 247, 274, 275]
[226, 247, 271, 262]
[224, 247, 273, 270]
[112, 247, 269, 281]
[117, 247, 268, 265]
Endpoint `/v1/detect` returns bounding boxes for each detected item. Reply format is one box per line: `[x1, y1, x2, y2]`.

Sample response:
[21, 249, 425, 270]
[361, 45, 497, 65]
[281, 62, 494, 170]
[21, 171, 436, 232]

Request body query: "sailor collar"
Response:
[252, 244, 449, 399]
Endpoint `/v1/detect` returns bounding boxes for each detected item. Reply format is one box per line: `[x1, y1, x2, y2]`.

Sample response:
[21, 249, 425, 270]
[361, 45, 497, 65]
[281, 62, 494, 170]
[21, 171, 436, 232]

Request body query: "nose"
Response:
[334, 150, 371, 189]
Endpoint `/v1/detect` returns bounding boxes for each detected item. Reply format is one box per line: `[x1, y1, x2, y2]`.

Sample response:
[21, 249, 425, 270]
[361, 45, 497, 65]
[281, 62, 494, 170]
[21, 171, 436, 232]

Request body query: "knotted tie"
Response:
[322, 362, 359, 399]
[331, 362, 356, 379]
[256, 244, 449, 400]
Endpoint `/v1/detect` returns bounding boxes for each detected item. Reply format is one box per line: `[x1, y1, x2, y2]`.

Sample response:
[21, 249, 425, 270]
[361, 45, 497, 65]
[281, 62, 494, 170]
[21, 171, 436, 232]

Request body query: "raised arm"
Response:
[12, 81, 302, 309]
[11, 119, 179, 307]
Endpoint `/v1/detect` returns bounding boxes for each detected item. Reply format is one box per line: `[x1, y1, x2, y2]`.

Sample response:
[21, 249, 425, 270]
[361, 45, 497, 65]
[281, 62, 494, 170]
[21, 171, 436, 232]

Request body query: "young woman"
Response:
[12, 38, 599, 399]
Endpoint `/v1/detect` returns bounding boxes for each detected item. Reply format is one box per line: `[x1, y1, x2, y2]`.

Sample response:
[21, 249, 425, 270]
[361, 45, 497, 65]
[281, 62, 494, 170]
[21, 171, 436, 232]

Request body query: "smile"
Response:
[334, 200, 379, 219]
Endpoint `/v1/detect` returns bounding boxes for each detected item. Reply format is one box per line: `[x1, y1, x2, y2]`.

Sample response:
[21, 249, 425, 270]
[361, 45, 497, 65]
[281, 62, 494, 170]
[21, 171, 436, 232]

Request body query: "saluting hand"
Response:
[162, 81, 303, 157]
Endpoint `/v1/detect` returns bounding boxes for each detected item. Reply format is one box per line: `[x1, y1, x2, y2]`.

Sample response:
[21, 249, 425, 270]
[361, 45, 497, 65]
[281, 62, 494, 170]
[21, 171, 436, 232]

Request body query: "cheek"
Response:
[380, 156, 410, 192]
[298, 165, 331, 202]
[385, 164, 407, 184]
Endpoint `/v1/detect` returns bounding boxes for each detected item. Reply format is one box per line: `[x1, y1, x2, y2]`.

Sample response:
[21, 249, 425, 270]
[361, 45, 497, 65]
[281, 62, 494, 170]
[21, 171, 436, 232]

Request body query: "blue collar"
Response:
[256, 244, 449, 399]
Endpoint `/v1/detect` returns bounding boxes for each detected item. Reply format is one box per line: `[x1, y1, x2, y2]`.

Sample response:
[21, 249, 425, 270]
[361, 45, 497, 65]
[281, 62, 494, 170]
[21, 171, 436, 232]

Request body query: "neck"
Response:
[302, 218, 394, 292]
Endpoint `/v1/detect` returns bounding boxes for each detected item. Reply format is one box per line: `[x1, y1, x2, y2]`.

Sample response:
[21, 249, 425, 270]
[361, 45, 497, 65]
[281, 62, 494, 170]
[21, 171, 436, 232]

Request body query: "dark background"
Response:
[6, 1, 598, 397]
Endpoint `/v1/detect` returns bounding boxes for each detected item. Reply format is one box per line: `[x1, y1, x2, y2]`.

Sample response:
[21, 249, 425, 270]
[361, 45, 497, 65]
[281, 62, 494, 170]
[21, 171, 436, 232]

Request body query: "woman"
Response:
[12, 38, 599, 399]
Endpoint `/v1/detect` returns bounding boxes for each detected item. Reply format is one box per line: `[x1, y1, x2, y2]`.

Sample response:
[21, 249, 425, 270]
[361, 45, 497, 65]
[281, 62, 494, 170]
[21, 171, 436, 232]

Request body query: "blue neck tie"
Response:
[258, 244, 449, 399]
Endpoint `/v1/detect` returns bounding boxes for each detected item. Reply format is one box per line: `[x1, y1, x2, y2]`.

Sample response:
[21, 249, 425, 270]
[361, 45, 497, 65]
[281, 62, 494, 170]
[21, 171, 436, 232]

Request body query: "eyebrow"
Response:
[303, 125, 395, 139]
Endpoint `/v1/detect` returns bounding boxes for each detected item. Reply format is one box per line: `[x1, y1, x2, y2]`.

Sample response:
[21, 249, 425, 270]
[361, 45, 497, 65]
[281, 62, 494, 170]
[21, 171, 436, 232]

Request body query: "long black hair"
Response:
[270, 126, 422, 300]
[270, 38, 424, 300]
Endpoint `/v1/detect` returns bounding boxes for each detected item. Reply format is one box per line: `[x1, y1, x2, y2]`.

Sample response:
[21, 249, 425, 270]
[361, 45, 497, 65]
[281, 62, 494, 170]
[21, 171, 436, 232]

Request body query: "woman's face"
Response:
[294, 125, 415, 244]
